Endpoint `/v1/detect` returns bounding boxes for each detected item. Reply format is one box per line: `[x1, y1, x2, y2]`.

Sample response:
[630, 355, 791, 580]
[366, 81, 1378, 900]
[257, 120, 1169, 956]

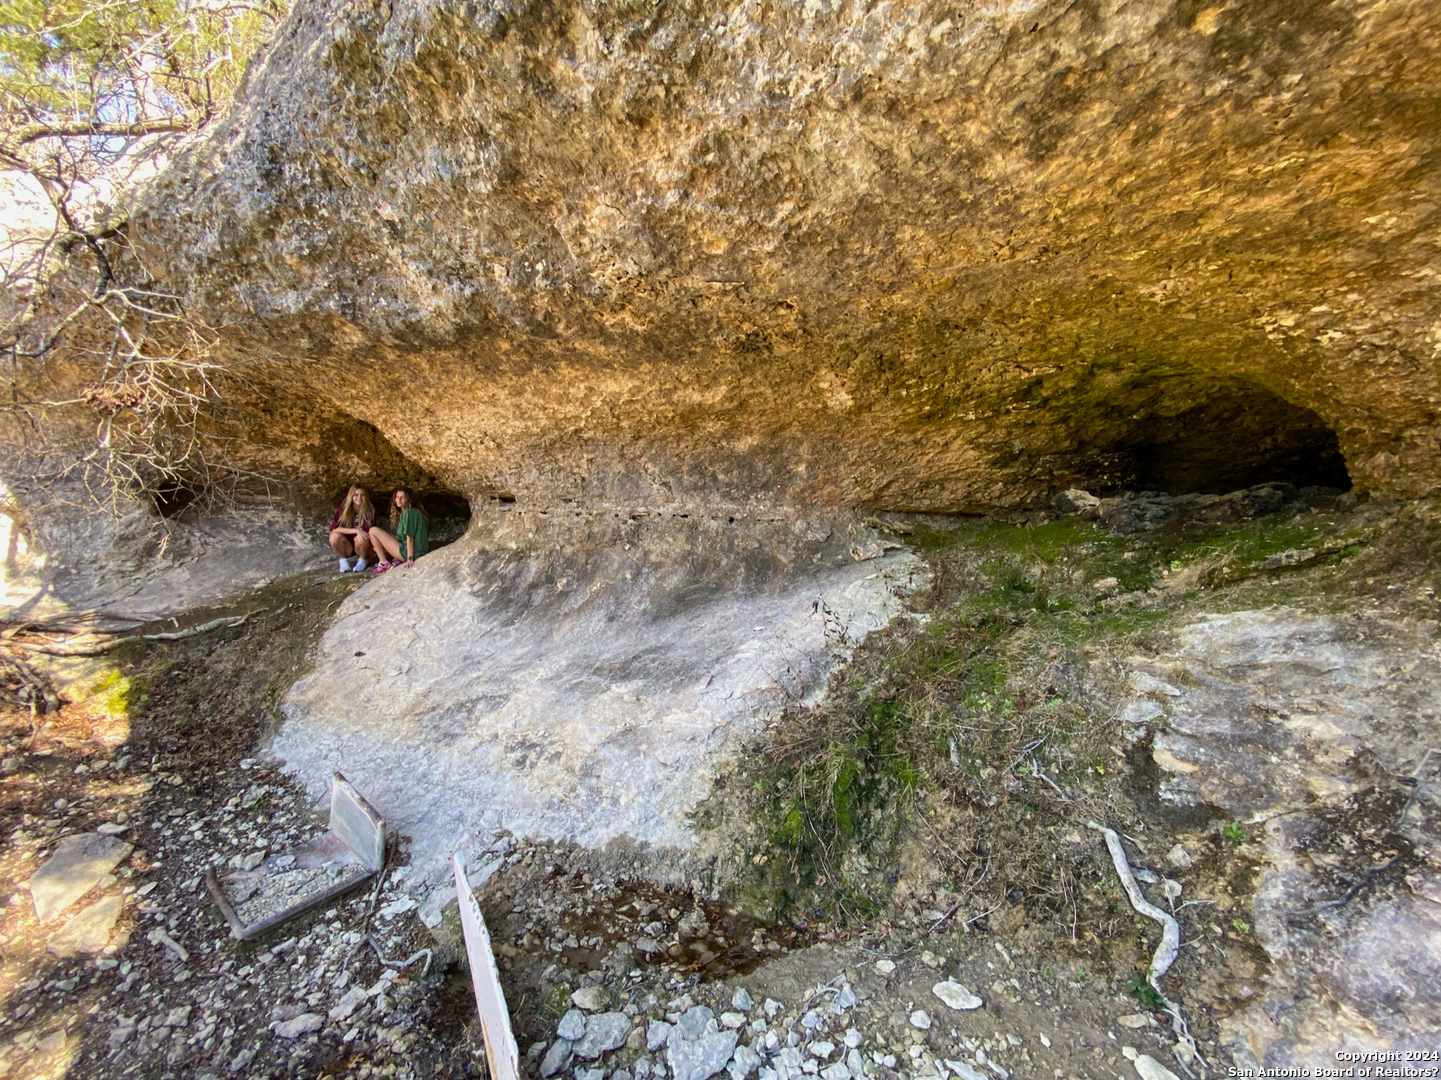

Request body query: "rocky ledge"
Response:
[6, 0, 1438, 541]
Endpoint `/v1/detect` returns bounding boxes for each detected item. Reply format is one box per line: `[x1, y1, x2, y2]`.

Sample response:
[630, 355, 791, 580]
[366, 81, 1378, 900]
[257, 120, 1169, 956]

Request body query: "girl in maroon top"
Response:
[329, 484, 376, 572]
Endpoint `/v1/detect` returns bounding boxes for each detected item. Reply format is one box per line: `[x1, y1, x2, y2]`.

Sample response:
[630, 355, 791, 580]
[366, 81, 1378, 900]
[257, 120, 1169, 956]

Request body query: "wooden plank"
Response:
[454, 852, 521, 1080]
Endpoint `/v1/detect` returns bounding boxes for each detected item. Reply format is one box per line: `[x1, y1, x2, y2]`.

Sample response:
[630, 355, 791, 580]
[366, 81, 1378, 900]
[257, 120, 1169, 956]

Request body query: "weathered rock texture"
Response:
[87, 0, 1437, 516]
[1125, 609, 1441, 1064]
[275, 510, 922, 882]
[0, 497, 331, 622]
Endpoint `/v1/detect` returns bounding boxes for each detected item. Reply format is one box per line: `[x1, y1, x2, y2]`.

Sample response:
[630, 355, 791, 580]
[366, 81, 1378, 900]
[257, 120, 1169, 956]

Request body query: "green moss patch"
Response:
[722, 496, 1431, 960]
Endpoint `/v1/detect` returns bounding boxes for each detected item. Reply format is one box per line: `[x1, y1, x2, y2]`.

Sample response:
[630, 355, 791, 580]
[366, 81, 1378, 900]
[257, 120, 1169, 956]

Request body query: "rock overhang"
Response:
[111, 0, 1440, 515]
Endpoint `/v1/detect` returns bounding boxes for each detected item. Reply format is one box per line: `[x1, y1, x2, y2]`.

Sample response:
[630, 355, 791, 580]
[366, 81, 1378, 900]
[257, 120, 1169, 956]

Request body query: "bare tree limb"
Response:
[5, 119, 192, 148]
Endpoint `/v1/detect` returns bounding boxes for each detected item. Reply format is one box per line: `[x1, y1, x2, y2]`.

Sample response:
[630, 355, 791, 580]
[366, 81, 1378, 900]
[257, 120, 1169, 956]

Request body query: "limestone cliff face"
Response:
[124, 0, 1440, 511]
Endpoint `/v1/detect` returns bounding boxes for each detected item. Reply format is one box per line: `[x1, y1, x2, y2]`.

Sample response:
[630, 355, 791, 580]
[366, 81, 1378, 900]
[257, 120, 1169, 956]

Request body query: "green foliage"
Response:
[1230, 917, 1251, 935]
[1125, 975, 1166, 1011]
[769, 696, 920, 853]
[742, 500, 1376, 931]
[779, 802, 804, 846]
[1222, 820, 1247, 845]
[540, 982, 573, 1020]
[751, 519, 1126, 921]
[1152, 510, 1371, 596]
[0, 0, 286, 148]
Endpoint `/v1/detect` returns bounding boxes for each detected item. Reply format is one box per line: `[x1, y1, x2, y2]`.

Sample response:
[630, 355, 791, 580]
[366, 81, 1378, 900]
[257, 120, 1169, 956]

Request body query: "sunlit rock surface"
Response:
[275, 511, 923, 882]
[0, 494, 328, 624]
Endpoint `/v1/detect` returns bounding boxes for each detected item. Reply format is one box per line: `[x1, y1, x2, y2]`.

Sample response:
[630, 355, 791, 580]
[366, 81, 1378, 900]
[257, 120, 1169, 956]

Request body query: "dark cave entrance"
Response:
[152, 477, 203, 518]
[312, 410, 475, 535]
[1121, 389, 1351, 494]
[1064, 385, 1351, 496]
[399, 488, 471, 522]
[392, 486, 472, 543]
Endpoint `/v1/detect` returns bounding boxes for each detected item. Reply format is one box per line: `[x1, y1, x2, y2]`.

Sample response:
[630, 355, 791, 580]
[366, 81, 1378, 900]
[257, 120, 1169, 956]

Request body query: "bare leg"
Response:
[354, 531, 376, 562]
[368, 527, 401, 562]
[329, 530, 354, 557]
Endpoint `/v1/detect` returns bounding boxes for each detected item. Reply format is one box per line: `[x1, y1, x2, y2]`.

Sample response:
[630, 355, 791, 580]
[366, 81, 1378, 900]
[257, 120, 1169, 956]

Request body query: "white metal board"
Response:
[330, 772, 385, 872]
[454, 852, 521, 1080]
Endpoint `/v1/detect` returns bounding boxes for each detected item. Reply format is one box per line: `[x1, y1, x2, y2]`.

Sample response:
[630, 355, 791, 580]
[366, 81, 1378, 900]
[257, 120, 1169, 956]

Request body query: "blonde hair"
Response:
[337, 485, 375, 528]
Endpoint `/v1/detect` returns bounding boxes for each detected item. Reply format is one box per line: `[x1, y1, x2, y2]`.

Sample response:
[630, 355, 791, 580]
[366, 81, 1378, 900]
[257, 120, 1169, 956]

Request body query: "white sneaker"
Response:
[338, 558, 352, 572]
[353, 559, 368, 572]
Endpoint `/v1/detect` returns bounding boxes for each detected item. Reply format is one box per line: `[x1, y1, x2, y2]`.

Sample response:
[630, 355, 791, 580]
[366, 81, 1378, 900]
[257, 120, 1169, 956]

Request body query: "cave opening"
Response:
[376, 486, 472, 544]
[403, 488, 471, 521]
[1076, 385, 1352, 496]
[151, 477, 203, 518]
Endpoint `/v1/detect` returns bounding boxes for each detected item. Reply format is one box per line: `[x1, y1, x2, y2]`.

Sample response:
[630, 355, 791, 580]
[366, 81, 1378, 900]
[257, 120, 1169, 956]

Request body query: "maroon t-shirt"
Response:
[329, 500, 374, 533]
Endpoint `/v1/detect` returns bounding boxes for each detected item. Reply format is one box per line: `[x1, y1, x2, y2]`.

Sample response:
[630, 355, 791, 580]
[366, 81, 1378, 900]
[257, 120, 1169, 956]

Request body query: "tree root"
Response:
[366, 935, 432, 978]
[0, 648, 60, 718]
[8, 611, 260, 656]
[1087, 820, 1205, 1076]
[142, 613, 256, 641]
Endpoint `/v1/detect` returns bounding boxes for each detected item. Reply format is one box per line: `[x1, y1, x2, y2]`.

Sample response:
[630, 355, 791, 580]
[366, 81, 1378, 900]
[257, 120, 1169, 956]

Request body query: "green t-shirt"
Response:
[395, 508, 429, 560]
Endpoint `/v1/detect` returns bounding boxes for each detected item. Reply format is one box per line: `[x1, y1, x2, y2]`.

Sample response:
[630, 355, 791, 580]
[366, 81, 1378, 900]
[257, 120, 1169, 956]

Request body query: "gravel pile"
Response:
[526, 975, 1047, 1080]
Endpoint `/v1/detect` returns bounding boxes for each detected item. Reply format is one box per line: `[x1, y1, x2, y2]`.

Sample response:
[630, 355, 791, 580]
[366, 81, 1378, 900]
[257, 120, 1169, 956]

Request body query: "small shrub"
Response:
[1125, 974, 1166, 1011]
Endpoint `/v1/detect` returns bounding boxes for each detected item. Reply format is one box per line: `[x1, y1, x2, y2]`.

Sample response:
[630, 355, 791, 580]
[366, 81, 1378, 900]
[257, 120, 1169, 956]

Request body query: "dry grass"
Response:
[738, 517, 1176, 941]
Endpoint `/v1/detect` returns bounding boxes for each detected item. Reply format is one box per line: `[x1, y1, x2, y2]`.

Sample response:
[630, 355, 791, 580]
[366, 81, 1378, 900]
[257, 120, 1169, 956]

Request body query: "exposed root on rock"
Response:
[5, 610, 266, 656]
[1088, 820, 1205, 1076]
[366, 936, 433, 978]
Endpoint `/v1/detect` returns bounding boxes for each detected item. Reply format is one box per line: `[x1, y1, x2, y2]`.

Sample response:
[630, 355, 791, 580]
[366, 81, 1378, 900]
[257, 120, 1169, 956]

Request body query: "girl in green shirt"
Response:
[369, 488, 430, 573]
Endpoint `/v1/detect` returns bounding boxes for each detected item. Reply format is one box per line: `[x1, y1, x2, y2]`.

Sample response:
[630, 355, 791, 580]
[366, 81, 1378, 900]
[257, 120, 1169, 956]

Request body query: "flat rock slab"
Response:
[572, 986, 611, 1012]
[1125, 608, 1441, 1065]
[0, 506, 329, 626]
[1140, 609, 1441, 818]
[26, 833, 133, 923]
[539, 1039, 572, 1078]
[667, 1030, 738, 1080]
[46, 894, 124, 957]
[276, 514, 921, 885]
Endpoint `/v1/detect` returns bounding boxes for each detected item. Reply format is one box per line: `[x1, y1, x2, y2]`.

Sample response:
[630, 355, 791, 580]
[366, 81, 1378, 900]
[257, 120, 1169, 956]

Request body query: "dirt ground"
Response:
[0, 585, 1211, 1080]
[1, 491, 1432, 1079]
[0, 690, 1206, 1080]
